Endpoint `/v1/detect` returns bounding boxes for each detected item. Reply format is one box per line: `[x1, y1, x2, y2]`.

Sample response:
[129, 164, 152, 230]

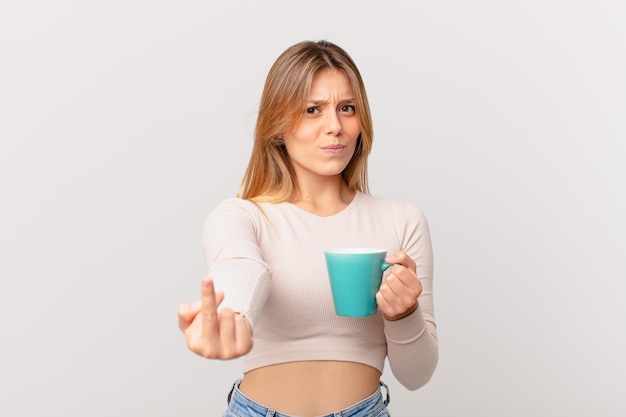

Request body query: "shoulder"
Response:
[357, 192, 428, 222]
[212, 197, 260, 213]
[205, 197, 266, 227]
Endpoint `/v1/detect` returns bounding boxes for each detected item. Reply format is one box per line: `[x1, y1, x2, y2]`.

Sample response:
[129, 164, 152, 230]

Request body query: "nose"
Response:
[325, 110, 343, 136]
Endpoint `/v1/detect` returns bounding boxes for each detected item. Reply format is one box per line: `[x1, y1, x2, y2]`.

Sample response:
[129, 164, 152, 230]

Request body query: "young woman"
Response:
[178, 40, 438, 417]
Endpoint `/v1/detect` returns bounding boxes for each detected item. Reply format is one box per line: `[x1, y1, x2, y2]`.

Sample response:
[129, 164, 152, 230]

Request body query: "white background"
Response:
[1, 1, 625, 416]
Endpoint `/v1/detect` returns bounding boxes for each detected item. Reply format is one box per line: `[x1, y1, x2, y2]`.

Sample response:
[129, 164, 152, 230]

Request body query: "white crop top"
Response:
[203, 191, 438, 390]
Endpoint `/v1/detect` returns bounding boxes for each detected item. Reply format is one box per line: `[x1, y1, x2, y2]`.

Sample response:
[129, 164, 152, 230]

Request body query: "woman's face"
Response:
[283, 69, 361, 184]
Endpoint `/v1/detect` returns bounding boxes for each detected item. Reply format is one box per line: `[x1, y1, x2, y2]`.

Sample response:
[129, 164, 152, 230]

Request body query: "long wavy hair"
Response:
[238, 40, 373, 202]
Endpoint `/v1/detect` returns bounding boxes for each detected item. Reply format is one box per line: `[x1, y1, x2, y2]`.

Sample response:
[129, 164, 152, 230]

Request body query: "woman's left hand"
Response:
[376, 251, 422, 321]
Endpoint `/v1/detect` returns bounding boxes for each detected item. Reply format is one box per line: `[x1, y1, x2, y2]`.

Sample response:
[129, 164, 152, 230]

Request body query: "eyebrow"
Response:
[306, 98, 355, 105]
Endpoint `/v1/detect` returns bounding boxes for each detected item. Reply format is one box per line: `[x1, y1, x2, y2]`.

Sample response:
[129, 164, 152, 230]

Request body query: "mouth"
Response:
[321, 144, 346, 155]
[322, 144, 346, 150]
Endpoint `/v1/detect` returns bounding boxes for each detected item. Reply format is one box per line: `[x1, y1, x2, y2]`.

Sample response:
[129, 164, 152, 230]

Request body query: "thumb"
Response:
[177, 300, 201, 331]
[385, 251, 402, 263]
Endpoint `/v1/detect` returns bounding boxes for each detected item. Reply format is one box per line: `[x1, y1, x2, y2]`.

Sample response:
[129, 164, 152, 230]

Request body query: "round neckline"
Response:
[281, 191, 362, 219]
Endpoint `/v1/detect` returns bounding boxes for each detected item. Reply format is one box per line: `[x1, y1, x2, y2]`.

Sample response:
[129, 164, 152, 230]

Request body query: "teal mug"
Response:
[324, 248, 395, 317]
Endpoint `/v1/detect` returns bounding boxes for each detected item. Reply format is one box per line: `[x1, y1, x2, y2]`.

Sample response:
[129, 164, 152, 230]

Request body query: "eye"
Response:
[340, 104, 356, 114]
[306, 106, 320, 114]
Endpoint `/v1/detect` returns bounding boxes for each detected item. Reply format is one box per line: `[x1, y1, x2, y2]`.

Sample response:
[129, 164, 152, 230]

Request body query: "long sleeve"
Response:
[384, 204, 438, 390]
[202, 198, 272, 329]
[204, 193, 438, 382]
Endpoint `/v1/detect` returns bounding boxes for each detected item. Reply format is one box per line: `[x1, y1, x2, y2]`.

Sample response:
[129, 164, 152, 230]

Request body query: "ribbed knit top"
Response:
[202, 192, 438, 390]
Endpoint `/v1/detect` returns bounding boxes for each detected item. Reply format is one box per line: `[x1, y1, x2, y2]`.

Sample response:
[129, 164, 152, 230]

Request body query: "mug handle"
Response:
[381, 262, 400, 271]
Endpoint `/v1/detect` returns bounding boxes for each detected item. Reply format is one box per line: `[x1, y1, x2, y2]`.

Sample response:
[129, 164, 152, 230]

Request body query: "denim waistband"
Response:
[226, 379, 390, 417]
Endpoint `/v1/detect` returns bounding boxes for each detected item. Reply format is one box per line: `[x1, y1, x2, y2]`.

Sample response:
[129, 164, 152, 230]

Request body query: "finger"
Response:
[177, 300, 201, 331]
[235, 315, 254, 354]
[376, 289, 393, 314]
[385, 251, 416, 272]
[377, 274, 396, 304]
[200, 278, 220, 341]
[385, 270, 422, 301]
[385, 265, 421, 293]
[376, 283, 417, 320]
[218, 308, 237, 357]
[377, 273, 420, 319]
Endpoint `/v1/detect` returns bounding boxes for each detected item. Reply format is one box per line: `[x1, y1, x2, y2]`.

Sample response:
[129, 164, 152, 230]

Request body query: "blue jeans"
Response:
[223, 380, 391, 417]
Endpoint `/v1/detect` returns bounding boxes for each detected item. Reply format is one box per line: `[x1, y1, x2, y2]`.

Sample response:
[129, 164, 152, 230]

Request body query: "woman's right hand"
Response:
[177, 277, 253, 359]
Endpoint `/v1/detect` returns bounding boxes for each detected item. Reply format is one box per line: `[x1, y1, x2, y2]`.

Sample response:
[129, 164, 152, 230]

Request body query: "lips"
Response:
[321, 144, 346, 155]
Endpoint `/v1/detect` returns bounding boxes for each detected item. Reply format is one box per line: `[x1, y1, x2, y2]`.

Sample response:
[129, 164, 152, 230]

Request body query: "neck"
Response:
[289, 175, 355, 216]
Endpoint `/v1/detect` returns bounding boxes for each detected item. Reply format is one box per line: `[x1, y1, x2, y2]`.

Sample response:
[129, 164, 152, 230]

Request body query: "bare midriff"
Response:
[238, 360, 381, 416]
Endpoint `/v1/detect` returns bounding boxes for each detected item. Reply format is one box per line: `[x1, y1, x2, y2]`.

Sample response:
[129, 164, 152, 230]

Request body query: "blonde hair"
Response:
[238, 40, 373, 202]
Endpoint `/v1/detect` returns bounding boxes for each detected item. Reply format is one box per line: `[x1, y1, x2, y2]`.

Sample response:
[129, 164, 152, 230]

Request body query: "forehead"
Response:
[308, 69, 354, 98]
